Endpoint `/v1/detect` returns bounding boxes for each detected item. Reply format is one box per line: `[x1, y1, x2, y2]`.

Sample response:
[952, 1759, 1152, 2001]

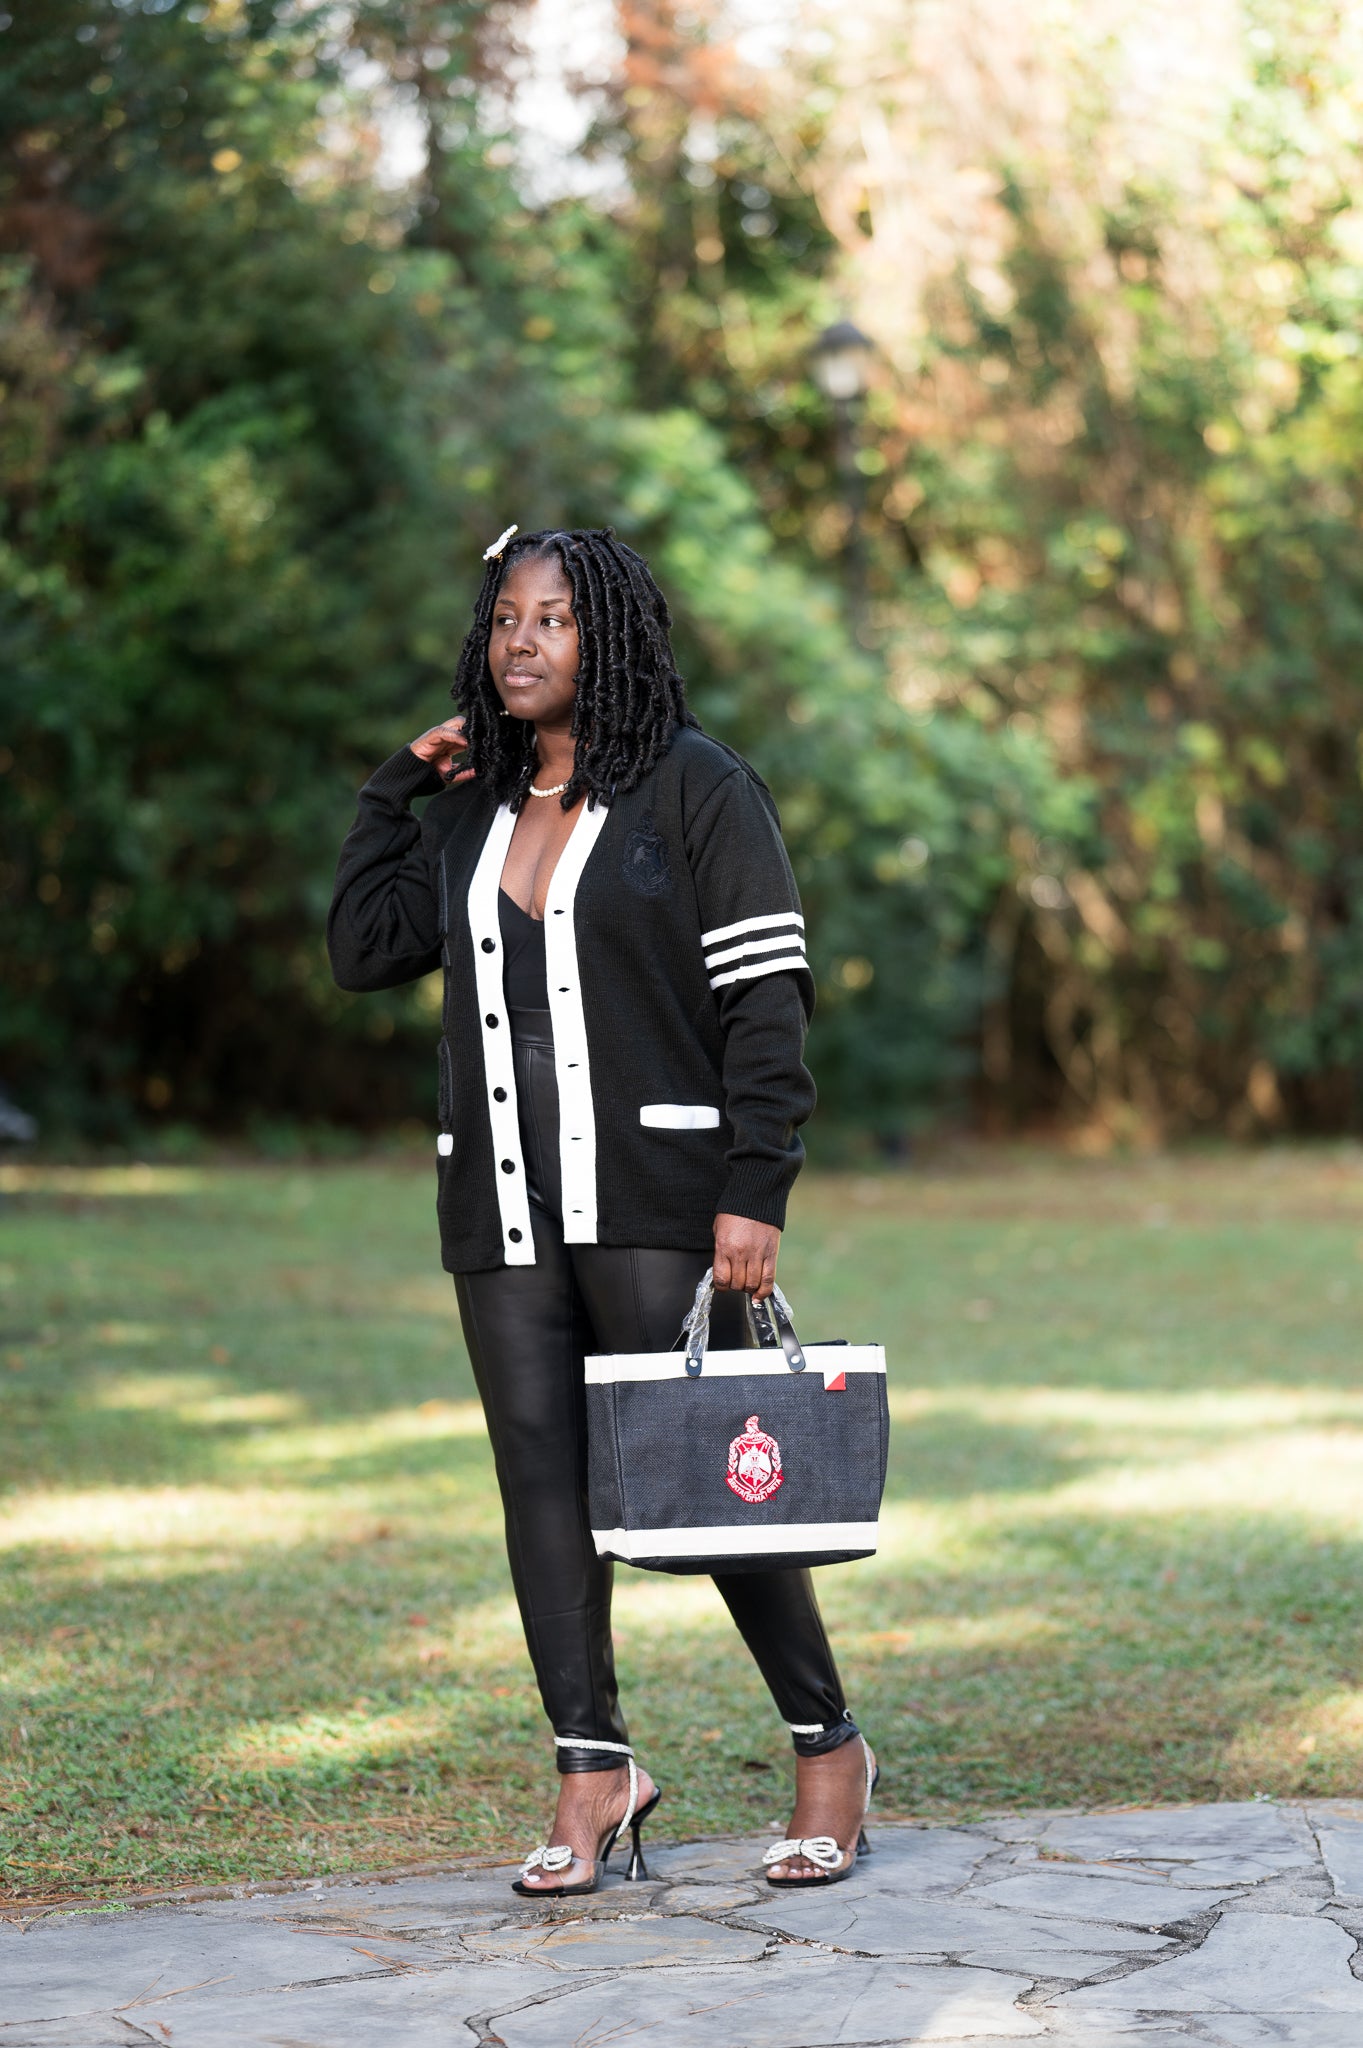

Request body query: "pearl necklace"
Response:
[526, 775, 572, 799]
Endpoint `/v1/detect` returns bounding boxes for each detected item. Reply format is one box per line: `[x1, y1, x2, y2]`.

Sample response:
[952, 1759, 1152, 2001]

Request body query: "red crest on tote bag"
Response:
[726, 1415, 784, 1504]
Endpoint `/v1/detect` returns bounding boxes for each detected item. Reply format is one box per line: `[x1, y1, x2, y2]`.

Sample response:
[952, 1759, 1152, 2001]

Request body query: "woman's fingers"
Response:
[409, 718, 469, 764]
[712, 1214, 781, 1299]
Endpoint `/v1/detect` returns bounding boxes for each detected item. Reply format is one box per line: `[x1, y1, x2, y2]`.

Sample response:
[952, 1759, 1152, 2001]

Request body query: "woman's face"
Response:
[489, 554, 580, 728]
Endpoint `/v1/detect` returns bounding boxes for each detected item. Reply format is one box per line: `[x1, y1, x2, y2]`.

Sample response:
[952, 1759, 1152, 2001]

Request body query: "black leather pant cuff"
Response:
[791, 1712, 861, 1758]
[555, 1745, 633, 1775]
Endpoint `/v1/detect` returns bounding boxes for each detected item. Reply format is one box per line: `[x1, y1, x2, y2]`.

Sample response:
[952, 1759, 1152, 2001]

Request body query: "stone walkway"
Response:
[4, 1801, 1363, 2046]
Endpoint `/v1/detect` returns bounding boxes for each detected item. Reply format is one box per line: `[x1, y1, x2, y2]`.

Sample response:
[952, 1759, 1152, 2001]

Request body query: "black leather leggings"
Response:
[454, 1008, 858, 1773]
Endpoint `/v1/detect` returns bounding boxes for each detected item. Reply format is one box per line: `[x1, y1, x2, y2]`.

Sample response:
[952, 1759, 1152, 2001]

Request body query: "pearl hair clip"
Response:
[483, 524, 519, 562]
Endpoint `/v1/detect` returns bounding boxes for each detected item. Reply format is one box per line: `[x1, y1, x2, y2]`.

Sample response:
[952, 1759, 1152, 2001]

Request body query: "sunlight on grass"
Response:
[220, 1703, 456, 1774]
[3, 1150, 1363, 1898]
[0, 1486, 324, 1555]
[893, 1387, 1363, 1431]
[847, 1609, 1067, 1654]
[1054, 1427, 1363, 1523]
[238, 1401, 492, 1471]
[90, 1373, 308, 1425]
[611, 1575, 736, 1625]
[0, 1165, 208, 1197]
[1226, 1688, 1363, 1783]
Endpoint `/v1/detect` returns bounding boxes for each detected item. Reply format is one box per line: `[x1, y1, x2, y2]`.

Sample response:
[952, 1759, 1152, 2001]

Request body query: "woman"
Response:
[328, 525, 875, 1896]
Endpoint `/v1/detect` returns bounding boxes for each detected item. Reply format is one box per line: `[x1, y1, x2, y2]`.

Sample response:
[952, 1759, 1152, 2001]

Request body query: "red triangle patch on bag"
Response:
[824, 1370, 847, 1392]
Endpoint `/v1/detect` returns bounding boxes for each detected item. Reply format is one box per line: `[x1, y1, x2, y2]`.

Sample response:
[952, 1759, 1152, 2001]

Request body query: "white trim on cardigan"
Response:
[467, 805, 535, 1265]
[544, 800, 611, 1243]
[638, 1103, 722, 1129]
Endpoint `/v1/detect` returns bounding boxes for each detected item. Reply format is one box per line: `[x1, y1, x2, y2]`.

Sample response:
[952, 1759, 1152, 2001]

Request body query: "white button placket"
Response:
[466, 805, 535, 1265]
[543, 800, 610, 1243]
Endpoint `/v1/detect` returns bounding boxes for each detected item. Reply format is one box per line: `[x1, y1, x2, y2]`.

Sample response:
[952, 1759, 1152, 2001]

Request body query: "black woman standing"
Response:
[328, 526, 875, 1896]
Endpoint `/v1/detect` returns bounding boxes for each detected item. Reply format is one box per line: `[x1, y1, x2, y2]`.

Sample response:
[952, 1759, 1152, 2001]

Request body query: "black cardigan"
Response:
[327, 727, 816, 1274]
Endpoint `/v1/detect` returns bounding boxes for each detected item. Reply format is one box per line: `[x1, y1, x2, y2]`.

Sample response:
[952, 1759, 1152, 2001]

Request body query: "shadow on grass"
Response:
[4, 1498, 1363, 1893]
[0, 1380, 1182, 1502]
[5, 1157, 1363, 1891]
[11, 1337, 1363, 1513]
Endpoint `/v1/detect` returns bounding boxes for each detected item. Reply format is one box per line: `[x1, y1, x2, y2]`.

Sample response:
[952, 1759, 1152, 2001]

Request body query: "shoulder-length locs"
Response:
[450, 527, 698, 809]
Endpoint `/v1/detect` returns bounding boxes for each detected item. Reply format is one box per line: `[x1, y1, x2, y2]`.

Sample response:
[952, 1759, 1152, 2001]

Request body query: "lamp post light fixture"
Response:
[810, 319, 876, 623]
[810, 318, 875, 405]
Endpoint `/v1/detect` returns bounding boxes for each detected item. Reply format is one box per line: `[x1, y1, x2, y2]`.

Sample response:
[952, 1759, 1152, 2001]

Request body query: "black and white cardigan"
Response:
[327, 727, 817, 1274]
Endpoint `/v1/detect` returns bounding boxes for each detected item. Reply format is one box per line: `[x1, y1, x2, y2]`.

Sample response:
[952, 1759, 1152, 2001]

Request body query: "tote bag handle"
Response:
[681, 1268, 807, 1378]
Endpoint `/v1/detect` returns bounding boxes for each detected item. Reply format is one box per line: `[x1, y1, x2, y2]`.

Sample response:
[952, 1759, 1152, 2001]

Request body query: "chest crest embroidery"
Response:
[621, 812, 672, 898]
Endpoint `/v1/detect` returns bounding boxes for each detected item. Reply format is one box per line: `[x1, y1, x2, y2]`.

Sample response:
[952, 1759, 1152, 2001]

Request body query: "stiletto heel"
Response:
[762, 1737, 878, 1888]
[513, 1740, 663, 1899]
[624, 1787, 662, 1880]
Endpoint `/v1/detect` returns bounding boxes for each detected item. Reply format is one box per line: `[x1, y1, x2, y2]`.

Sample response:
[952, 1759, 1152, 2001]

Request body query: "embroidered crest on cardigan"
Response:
[621, 813, 672, 897]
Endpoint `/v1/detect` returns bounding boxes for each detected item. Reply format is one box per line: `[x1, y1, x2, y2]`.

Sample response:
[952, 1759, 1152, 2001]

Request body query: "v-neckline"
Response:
[499, 795, 588, 923]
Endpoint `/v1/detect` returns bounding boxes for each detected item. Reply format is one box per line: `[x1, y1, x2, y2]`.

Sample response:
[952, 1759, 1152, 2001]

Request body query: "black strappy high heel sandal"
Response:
[762, 1736, 878, 1888]
[513, 1739, 662, 1899]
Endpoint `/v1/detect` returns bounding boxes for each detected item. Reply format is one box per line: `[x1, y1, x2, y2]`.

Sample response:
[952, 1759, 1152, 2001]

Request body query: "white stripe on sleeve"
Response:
[709, 953, 810, 991]
[700, 910, 806, 948]
[704, 929, 806, 971]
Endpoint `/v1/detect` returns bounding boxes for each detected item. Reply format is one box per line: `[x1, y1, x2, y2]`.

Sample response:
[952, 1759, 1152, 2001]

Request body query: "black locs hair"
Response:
[450, 528, 699, 809]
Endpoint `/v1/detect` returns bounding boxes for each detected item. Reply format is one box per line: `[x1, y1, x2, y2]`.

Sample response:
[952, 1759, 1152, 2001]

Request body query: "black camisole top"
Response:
[498, 888, 549, 1010]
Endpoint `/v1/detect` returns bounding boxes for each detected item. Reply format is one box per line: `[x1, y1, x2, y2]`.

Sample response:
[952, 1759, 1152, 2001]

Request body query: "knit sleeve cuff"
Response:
[716, 1155, 796, 1232]
[361, 746, 447, 804]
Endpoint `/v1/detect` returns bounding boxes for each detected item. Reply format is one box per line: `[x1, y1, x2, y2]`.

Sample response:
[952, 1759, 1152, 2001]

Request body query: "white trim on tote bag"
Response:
[591, 1521, 881, 1562]
[584, 1345, 886, 1385]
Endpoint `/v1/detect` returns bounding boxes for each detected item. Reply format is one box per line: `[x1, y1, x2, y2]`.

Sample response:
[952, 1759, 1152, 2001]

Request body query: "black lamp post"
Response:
[810, 319, 875, 622]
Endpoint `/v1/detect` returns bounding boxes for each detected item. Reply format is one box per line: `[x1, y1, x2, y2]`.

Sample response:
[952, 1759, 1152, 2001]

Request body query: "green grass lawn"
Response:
[3, 1146, 1362, 1903]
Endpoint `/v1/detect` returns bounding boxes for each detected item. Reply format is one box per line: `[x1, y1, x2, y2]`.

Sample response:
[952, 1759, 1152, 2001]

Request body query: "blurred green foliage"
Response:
[807, 0, 1363, 1137]
[4, 0, 1362, 1145]
[1, 0, 1040, 1143]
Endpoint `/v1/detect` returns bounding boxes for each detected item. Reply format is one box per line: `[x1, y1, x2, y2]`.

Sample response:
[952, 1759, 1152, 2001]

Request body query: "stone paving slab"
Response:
[1054, 1909, 1363, 2016]
[1036, 1803, 1315, 1883]
[1313, 1816, 1363, 1905]
[6, 1959, 542, 2048]
[1197, 2022, 1363, 2046]
[464, 1910, 768, 1968]
[171, 1869, 546, 1925]
[747, 1886, 1175, 1963]
[3, 1803, 1362, 2047]
[0, 1906, 451, 2020]
[487, 1952, 1045, 2046]
[969, 1866, 1233, 1925]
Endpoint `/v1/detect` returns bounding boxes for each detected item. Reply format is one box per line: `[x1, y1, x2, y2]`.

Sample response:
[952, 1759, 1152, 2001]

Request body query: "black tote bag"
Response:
[585, 1271, 889, 1574]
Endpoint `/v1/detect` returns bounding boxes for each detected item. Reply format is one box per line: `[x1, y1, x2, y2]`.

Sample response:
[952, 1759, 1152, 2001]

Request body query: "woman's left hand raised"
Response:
[713, 1214, 780, 1300]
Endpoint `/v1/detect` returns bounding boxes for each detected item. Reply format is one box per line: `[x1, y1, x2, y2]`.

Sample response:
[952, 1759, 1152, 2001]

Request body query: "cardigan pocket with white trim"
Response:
[639, 1104, 722, 1130]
